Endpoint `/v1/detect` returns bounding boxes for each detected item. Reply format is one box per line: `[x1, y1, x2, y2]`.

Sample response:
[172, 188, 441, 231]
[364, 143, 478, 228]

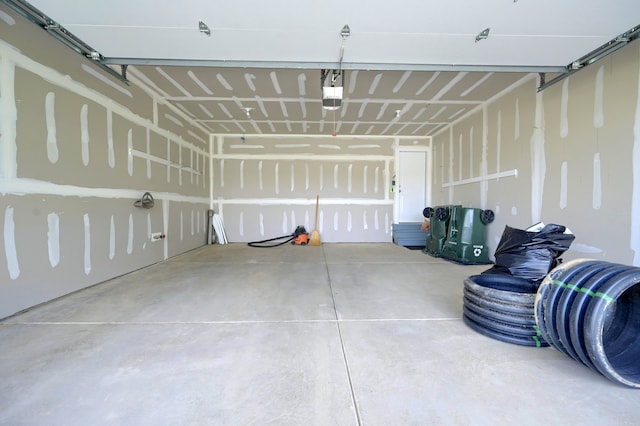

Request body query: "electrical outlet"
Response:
[151, 232, 164, 241]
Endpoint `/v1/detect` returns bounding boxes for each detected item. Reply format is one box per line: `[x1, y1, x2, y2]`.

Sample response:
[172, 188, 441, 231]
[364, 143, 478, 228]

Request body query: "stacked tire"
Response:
[463, 274, 548, 347]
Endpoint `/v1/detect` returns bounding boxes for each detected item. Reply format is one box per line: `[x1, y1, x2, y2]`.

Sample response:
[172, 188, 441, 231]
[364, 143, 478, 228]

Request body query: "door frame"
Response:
[394, 144, 432, 224]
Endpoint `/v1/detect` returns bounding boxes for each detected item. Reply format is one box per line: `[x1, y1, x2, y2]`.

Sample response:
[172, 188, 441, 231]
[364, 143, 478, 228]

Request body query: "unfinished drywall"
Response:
[0, 8, 210, 318]
[211, 135, 428, 242]
[431, 40, 640, 265]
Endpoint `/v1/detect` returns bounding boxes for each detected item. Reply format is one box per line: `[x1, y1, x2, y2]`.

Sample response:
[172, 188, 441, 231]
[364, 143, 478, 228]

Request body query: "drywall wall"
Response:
[431, 40, 640, 265]
[212, 135, 428, 242]
[0, 7, 210, 318]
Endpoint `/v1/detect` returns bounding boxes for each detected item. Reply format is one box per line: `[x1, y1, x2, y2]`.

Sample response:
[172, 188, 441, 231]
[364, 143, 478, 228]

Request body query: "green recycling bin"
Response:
[440, 206, 494, 264]
[423, 205, 459, 257]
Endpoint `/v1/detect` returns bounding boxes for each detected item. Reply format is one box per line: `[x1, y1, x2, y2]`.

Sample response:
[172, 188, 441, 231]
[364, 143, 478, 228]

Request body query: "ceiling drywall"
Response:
[13, 0, 640, 136]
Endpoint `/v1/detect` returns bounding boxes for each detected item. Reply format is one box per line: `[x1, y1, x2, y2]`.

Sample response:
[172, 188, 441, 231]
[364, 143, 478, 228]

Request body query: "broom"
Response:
[309, 195, 321, 246]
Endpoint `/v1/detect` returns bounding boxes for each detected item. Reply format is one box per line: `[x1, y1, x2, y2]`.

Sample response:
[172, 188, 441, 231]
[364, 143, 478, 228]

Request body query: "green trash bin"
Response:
[423, 205, 459, 257]
[440, 206, 494, 264]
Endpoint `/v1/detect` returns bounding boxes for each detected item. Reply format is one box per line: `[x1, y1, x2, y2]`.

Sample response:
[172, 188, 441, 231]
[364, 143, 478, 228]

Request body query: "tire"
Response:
[423, 207, 434, 218]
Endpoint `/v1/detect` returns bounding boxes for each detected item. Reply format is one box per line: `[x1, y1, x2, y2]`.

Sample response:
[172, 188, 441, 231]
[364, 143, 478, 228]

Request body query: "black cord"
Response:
[247, 233, 295, 248]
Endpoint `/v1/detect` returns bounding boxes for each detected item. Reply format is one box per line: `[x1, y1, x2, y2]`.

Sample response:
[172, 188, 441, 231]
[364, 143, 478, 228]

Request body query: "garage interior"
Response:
[1, 0, 640, 424]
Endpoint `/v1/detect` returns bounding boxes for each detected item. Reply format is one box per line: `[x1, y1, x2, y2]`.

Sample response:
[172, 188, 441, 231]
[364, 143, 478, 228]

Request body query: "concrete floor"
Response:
[1, 243, 638, 425]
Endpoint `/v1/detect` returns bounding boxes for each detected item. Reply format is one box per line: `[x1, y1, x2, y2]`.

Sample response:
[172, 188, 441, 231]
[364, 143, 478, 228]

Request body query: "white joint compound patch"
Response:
[109, 215, 115, 260]
[180, 146, 185, 186]
[127, 214, 133, 254]
[385, 212, 390, 234]
[448, 128, 454, 203]
[515, 99, 520, 140]
[45, 92, 59, 163]
[146, 212, 152, 249]
[497, 110, 502, 173]
[240, 160, 245, 189]
[83, 213, 91, 275]
[560, 161, 568, 209]
[531, 81, 546, 224]
[469, 127, 474, 176]
[305, 163, 310, 190]
[4, 206, 20, 279]
[180, 211, 184, 241]
[80, 104, 90, 166]
[259, 213, 265, 236]
[458, 132, 463, 181]
[166, 139, 171, 183]
[47, 212, 60, 268]
[107, 110, 115, 168]
[164, 200, 170, 260]
[480, 107, 488, 209]
[374, 167, 380, 193]
[363, 165, 368, 193]
[0, 54, 18, 179]
[0, 10, 16, 25]
[146, 129, 151, 179]
[220, 159, 225, 188]
[290, 164, 295, 192]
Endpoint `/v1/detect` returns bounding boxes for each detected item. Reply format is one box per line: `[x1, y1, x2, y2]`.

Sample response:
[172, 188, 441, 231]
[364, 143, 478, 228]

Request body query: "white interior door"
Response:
[398, 150, 428, 222]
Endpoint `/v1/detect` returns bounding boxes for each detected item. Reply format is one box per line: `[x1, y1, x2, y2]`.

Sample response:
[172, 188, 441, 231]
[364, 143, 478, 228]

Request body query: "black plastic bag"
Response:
[482, 223, 575, 284]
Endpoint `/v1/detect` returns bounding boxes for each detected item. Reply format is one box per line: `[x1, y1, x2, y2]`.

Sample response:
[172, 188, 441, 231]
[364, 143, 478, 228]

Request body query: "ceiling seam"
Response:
[430, 73, 537, 138]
